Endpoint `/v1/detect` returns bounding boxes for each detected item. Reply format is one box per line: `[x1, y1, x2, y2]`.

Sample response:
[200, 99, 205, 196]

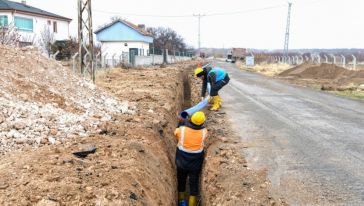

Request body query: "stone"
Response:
[358, 84, 364, 90]
[48, 137, 56, 145]
[13, 121, 26, 130]
[50, 129, 58, 136]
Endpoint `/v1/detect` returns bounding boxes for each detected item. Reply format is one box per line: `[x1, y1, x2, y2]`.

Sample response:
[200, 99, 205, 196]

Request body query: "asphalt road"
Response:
[214, 61, 364, 205]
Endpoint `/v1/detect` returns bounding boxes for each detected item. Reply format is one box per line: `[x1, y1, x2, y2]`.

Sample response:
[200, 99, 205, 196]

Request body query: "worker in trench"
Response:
[194, 66, 230, 111]
[174, 111, 208, 206]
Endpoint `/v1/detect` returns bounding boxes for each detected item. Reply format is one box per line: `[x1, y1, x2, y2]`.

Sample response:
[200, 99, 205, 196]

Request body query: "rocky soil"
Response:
[0, 60, 199, 205]
[0, 45, 132, 154]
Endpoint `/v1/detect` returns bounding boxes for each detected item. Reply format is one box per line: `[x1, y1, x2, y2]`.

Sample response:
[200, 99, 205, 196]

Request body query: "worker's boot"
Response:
[188, 196, 197, 206]
[178, 192, 187, 206]
[210, 96, 220, 111]
[216, 95, 222, 107]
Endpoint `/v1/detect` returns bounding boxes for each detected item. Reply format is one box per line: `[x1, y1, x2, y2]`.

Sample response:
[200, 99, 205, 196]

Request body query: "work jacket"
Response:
[201, 67, 227, 97]
[174, 123, 208, 154]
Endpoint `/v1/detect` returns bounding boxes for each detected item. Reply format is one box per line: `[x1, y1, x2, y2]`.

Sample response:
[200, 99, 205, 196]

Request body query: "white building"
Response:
[0, 0, 71, 45]
[95, 19, 153, 66]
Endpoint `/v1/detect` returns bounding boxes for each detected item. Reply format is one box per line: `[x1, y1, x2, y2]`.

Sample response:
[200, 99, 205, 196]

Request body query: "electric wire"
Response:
[93, 0, 328, 18]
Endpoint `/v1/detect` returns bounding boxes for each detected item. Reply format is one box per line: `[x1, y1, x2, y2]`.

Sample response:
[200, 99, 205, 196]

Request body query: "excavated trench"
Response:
[0, 59, 274, 205]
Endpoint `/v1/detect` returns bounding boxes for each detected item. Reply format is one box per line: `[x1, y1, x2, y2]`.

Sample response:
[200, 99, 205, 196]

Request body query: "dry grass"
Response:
[329, 90, 364, 100]
[237, 61, 292, 76]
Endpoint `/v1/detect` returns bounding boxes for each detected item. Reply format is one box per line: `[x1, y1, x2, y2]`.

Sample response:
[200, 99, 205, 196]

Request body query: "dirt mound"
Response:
[279, 63, 349, 79]
[298, 64, 352, 79]
[279, 63, 364, 86]
[0, 45, 132, 154]
[279, 62, 315, 77]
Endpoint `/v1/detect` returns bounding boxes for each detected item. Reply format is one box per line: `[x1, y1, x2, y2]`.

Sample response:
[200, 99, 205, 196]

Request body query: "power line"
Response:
[207, 5, 285, 16]
[93, 0, 328, 18]
[93, 4, 286, 18]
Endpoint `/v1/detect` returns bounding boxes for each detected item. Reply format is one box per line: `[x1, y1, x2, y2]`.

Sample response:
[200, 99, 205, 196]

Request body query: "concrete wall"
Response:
[134, 55, 191, 66]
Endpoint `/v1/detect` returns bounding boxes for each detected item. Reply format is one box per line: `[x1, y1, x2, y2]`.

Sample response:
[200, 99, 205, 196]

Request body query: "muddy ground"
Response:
[0, 56, 284, 205]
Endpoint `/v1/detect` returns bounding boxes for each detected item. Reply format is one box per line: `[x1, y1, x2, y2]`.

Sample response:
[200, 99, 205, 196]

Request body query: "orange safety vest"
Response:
[174, 126, 207, 153]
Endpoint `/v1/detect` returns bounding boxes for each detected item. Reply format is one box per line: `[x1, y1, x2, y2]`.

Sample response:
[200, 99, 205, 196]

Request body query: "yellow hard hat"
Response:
[191, 111, 206, 125]
[194, 67, 203, 77]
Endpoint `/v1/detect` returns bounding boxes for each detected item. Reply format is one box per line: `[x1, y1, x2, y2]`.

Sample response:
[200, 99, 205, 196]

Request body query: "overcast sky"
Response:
[21, 0, 364, 50]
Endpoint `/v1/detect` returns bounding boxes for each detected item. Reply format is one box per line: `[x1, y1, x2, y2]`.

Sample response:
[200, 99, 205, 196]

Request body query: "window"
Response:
[47, 20, 51, 25]
[0, 15, 8, 27]
[53, 21, 57, 33]
[14, 16, 33, 31]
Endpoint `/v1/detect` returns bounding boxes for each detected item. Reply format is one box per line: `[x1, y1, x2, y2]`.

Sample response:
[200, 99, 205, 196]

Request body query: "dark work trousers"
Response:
[177, 167, 201, 196]
[210, 74, 230, 96]
[176, 148, 204, 196]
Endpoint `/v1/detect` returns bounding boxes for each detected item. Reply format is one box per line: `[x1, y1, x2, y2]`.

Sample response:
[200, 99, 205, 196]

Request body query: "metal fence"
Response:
[66, 48, 193, 75]
[267, 54, 360, 70]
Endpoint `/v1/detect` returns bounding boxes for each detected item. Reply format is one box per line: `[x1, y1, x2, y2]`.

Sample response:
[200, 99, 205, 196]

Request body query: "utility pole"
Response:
[78, 0, 95, 82]
[193, 14, 205, 56]
[283, 2, 292, 63]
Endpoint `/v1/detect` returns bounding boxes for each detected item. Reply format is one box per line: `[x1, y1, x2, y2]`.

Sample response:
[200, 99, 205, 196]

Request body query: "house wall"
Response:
[0, 11, 70, 43]
[101, 41, 150, 59]
[96, 21, 153, 43]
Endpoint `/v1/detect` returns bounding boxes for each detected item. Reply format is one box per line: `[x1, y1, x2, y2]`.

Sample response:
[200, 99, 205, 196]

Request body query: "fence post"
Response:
[152, 46, 155, 65]
[102, 53, 108, 68]
[324, 55, 328, 63]
[341, 55, 346, 68]
[352, 55, 357, 70]
[330, 54, 336, 64]
[95, 52, 101, 70]
[317, 54, 321, 64]
[112, 53, 116, 68]
[72, 52, 79, 74]
[119, 53, 123, 67]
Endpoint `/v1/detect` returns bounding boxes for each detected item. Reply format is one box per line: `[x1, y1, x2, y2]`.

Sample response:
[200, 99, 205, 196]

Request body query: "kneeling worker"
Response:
[194, 66, 230, 111]
[174, 111, 208, 206]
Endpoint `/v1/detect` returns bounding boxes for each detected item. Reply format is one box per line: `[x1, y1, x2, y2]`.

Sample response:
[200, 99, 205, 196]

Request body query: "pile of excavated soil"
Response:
[0, 45, 132, 154]
[279, 63, 317, 77]
[0, 62, 199, 205]
[279, 63, 364, 88]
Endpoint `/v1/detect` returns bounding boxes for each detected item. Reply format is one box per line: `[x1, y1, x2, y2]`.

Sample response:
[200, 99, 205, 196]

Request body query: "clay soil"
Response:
[0, 48, 285, 205]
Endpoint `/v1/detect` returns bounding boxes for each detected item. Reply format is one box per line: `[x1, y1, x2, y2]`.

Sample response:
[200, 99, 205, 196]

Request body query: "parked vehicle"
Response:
[231, 48, 246, 63]
[225, 53, 233, 62]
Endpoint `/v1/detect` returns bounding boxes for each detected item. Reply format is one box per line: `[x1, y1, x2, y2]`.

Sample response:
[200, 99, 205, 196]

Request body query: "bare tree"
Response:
[39, 25, 54, 57]
[0, 24, 20, 46]
[146, 27, 187, 52]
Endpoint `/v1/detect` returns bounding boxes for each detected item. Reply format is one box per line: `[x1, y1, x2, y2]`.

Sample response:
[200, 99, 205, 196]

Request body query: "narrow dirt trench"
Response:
[0, 61, 286, 205]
